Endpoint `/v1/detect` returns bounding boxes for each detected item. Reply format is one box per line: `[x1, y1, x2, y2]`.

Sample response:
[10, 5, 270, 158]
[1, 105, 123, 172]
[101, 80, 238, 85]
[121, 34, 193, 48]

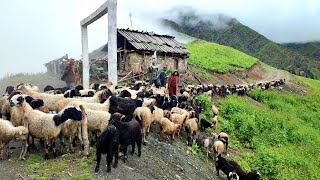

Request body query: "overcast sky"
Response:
[0, 0, 319, 78]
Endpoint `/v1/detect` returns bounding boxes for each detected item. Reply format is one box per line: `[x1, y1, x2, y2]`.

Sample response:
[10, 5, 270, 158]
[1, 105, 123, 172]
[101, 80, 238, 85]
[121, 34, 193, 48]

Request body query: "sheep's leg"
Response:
[30, 137, 36, 149]
[216, 165, 219, 176]
[26, 135, 31, 152]
[59, 135, 65, 147]
[130, 140, 135, 155]
[113, 146, 119, 168]
[172, 132, 176, 142]
[44, 141, 49, 160]
[121, 145, 128, 162]
[106, 152, 113, 173]
[159, 130, 164, 142]
[95, 150, 101, 172]
[69, 137, 75, 153]
[52, 141, 58, 158]
[77, 126, 83, 149]
[137, 138, 142, 157]
[19, 140, 28, 160]
[142, 128, 147, 145]
[225, 141, 228, 155]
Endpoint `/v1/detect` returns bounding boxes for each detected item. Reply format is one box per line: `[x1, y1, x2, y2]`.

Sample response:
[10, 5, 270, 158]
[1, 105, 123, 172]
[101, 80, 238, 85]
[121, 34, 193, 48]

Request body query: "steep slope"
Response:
[284, 42, 320, 60]
[162, 14, 320, 79]
[185, 40, 258, 73]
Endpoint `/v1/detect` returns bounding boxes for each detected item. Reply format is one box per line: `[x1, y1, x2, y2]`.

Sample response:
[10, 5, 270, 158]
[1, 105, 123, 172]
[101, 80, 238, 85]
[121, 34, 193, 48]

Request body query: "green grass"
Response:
[185, 40, 258, 73]
[215, 77, 320, 179]
[21, 148, 96, 180]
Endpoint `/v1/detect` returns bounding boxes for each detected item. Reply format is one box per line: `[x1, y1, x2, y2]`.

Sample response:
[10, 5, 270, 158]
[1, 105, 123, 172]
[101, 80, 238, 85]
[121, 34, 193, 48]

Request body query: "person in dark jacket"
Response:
[61, 59, 76, 89]
[155, 65, 167, 88]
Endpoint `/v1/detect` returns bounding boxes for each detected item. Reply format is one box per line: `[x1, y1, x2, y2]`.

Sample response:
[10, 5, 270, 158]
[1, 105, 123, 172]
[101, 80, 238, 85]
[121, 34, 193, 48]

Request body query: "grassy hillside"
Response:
[162, 14, 320, 79]
[284, 42, 320, 60]
[214, 77, 320, 179]
[0, 72, 65, 95]
[185, 40, 258, 73]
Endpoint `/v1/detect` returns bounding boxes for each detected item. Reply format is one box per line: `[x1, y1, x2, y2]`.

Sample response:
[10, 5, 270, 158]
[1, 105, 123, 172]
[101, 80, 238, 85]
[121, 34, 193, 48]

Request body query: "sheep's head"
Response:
[14, 126, 28, 140]
[31, 99, 44, 109]
[60, 106, 82, 123]
[9, 95, 25, 107]
[247, 170, 260, 180]
[228, 172, 239, 180]
[38, 106, 50, 113]
[64, 89, 78, 98]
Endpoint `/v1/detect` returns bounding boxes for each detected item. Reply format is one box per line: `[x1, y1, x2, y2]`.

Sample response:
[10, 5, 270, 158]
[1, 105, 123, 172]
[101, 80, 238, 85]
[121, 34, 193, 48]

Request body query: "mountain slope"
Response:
[162, 14, 320, 79]
[185, 40, 258, 73]
[284, 42, 320, 60]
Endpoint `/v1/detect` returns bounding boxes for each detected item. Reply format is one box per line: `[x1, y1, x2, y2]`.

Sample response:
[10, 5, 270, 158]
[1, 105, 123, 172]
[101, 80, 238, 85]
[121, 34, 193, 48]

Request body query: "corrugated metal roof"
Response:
[118, 29, 189, 55]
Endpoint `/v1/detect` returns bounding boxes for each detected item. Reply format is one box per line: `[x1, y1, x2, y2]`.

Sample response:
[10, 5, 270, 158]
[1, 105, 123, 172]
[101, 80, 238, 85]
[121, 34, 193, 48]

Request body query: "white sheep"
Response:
[142, 98, 157, 107]
[0, 119, 28, 160]
[18, 84, 64, 111]
[213, 140, 225, 163]
[171, 107, 194, 120]
[169, 113, 188, 135]
[157, 117, 180, 142]
[10, 94, 83, 160]
[55, 90, 109, 112]
[212, 115, 219, 131]
[211, 104, 219, 116]
[133, 106, 154, 145]
[184, 118, 199, 146]
[85, 108, 111, 134]
[59, 120, 82, 153]
[152, 106, 165, 124]
[67, 97, 110, 112]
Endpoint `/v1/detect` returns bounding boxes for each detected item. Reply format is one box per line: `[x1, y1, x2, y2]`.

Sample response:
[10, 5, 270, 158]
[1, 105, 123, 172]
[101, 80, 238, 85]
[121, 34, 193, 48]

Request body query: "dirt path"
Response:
[0, 125, 225, 180]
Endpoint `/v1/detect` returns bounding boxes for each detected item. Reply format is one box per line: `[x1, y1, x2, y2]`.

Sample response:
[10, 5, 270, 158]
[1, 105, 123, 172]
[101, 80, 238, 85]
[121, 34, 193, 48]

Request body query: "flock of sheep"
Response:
[0, 79, 285, 179]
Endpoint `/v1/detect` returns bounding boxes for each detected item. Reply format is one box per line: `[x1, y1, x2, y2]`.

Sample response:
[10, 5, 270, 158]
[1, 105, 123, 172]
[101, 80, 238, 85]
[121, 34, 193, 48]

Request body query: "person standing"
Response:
[155, 65, 168, 88]
[168, 70, 179, 96]
[61, 59, 76, 89]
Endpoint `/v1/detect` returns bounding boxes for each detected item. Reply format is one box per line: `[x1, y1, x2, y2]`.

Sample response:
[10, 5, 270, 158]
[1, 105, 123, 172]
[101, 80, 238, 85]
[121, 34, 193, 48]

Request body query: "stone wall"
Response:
[125, 52, 187, 73]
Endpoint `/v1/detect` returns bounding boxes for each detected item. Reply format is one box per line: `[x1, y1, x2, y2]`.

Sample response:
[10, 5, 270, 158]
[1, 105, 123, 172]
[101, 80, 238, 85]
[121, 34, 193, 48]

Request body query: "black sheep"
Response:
[130, 82, 142, 90]
[43, 85, 55, 92]
[4, 86, 14, 96]
[64, 89, 80, 98]
[228, 161, 260, 180]
[55, 87, 70, 93]
[75, 85, 84, 91]
[30, 99, 44, 109]
[118, 90, 132, 98]
[216, 154, 239, 180]
[109, 96, 143, 121]
[91, 83, 100, 91]
[168, 96, 178, 109]
[152, 94, 170, 110]
[110, 117, 142, 162]
[200, 119, 212, 131]
[95, 124, 119, 173]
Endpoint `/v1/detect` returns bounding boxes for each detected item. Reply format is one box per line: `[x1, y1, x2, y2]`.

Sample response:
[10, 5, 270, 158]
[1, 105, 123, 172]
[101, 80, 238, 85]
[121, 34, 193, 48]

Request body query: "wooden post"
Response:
[79, 105, 89, 157]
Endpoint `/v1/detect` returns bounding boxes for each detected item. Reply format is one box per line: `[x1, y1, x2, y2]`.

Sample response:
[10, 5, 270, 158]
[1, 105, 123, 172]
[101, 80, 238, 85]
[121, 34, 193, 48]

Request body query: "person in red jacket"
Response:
[168, 70, 179, 96]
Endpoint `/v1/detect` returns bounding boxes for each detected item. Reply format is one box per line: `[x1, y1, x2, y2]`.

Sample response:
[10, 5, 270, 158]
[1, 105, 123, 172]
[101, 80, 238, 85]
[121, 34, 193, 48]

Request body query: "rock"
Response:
[176, 165, 184, 172]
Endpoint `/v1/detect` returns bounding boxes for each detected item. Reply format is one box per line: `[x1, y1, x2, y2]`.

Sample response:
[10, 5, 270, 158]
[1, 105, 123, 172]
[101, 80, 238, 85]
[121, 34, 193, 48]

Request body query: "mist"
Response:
[0, 0, 319, 78]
